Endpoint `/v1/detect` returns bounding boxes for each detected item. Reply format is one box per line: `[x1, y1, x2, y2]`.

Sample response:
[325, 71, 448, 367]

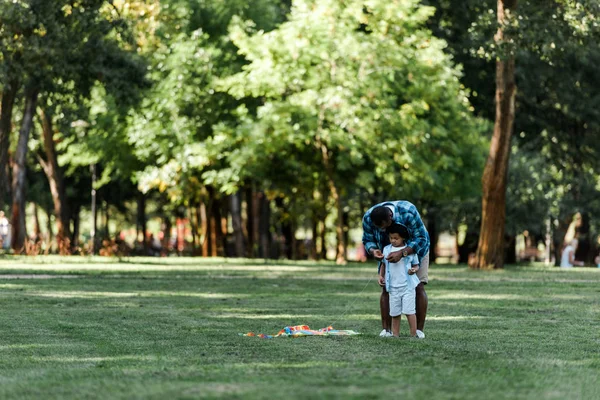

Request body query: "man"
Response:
[362, 201, 430, 338]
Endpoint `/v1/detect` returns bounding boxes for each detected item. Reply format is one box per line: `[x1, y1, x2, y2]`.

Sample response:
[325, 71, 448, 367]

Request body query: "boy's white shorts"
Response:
[389, 288, 416, 317]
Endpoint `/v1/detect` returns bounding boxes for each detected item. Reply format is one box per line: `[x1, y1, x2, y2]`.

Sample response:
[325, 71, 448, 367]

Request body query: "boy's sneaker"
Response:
[379, 329, 393, 337]
[416, 330, 425, 339]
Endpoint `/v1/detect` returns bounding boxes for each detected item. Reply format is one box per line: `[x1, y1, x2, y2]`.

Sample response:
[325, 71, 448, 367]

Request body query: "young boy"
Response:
[378, 224, 420, 337]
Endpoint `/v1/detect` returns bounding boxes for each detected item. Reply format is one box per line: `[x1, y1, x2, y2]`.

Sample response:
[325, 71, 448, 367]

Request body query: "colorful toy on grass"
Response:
[240, 325, 360, 338]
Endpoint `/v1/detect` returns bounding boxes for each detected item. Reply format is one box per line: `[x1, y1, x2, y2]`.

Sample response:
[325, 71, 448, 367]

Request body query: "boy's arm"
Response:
[408, 262, 419, 275]
[408, 255, 420, 275]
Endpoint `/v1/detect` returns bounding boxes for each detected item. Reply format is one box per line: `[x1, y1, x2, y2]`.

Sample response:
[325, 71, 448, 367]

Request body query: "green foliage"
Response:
[427, 0, 600, 240]
[126, 0, 289, 204]
[215, 0, 487, 203]
[5, 0, 599, 252]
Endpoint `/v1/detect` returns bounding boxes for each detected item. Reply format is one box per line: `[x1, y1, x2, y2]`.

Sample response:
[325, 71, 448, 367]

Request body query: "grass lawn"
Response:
[0, 255, 599, 399]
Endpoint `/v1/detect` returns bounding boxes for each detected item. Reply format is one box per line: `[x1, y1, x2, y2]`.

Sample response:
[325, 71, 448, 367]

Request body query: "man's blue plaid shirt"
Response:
[362, 200, 430, 259]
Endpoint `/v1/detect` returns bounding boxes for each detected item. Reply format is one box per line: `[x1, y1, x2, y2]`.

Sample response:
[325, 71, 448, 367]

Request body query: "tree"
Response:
[427, 0, 600, 267]
[126, 0, 289, 256]
[471, 0, 518, 269]
[0, 1, 147, 251]
[217, 0, 486, 263]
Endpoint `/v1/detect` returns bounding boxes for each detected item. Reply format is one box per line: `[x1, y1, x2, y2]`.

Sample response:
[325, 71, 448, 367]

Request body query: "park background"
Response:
[1, 1, 600, 399]
[0, 0, 598, 269]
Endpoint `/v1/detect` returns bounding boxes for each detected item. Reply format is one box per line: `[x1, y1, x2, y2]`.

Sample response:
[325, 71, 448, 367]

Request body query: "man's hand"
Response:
[378, 274, 385, 287]
[386, 250, 402, 263]
[372, 249, 384, 259]
[408, 266, 419, 275]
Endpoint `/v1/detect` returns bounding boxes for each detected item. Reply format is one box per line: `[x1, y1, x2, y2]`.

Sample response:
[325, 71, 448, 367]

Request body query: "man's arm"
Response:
[362, 214, 379, 255]
[378, 260, 386, 286]
[403, 208, 429, 257]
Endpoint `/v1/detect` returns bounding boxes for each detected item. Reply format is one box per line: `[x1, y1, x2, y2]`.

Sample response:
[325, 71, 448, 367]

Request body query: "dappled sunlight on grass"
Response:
[15, 290, 253, 299]
[0, 274, 80, 280]
[432, 275, 600, 283]
[0, 264, 319, 273]
[213, 311, 377, 321]
[0, 343, 62, 351]
[25, 291, 138, 299]
[0, 283, 30, 289]
[232, 361, 349, 369]
[427, 315, 488, 321]
[31, 355, 158, 363]
[182, 383, 253, 397]
[213, 312, 323, 320]
[433, 293, 535, 301]
[0, 255, 344, 267]
[332, 291, 381, 298]
[533, 358, 600, 368]
[1, 257, 600, 399]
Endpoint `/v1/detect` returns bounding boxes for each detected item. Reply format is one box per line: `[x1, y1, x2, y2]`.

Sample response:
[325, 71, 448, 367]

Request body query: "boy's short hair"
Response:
[386, 223, 409, 239]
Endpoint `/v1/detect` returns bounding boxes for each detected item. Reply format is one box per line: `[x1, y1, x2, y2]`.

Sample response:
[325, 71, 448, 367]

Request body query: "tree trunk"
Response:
[504, 234, 517, 264]
[32, 202, 41, 242]
[328, 178, 345, 264]
[44, 204, 54, 247]
[276, 197, 294, 259]
[544, 216, 552, 265]
[458, 229, 480, 264]
[210, 192, 225, 256]
[258, 192, 271, 258]
[342, 210, 349, 261]
[426, 211, 439, 263]
[38, 108, 72, 251]
[162, 214, 172, 254]
[245, 185, 257, 257]
[0, 82, 18, 211]
[211, 203, 220, 256]
[176, 217, 185, 255]
[470, 0, 517, 270]
[200, 200, 210, 257]
[90, 164, 98, 254]
[137, 192, 147, 253]
[251, 189, 261, 258]
[310, 216, 318, 260]
[229, 192, 245, 257]
[194, 203, 203, 255]
[574, 212, 592, 264]
[104, 201, 110, 240]
[11, 89, 39, 252]
[205, 187, 221, 256]
[319, 219, 327, 261]
[316, 121, 345, 264]
[72, 204, 80, 250]
[189, 206, 198, 254]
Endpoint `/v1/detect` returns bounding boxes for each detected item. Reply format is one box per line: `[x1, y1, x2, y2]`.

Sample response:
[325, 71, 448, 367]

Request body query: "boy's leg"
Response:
[389, 291, 401, 336]
[392, 316, 401, 337]
[406, 314, 417, 337]
[380, 287, 391, 332]
[402, 288, 417, 337]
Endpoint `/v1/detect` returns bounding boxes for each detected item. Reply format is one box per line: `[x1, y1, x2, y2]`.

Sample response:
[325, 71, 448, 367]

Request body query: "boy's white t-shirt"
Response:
[382, 244, 420, 292]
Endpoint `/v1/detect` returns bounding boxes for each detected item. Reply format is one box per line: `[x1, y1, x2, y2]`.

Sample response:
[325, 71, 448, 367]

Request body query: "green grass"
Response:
[0, 255, 599, 399]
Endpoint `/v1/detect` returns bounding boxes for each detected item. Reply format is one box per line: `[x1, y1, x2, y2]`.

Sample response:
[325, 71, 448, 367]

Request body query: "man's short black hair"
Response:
[386, 223, 409, 239]
[371, 206, 391, 226]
